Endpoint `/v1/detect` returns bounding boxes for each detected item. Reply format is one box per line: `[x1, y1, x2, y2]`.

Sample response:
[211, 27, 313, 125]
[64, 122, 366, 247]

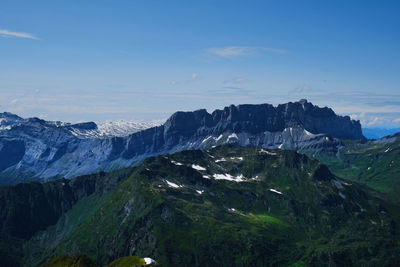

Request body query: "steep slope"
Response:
[17, 146, 400, 267]
[0, 100, 364, 185]
[0, 114, 155, 185]
[0, 168, 133, 267]
[311, 132, 400, 202]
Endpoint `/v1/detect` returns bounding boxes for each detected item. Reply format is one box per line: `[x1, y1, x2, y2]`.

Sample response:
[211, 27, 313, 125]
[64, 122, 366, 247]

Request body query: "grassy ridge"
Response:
[22, 146, 400, 266]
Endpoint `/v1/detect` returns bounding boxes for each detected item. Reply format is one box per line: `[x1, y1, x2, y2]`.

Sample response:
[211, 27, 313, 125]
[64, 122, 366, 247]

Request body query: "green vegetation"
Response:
[106, 256, 147, 267]
[1, 145, 400, 266]
[39, 255, 96, 267]
[39, 255, 156, 267]
[310, 136, 400, 202]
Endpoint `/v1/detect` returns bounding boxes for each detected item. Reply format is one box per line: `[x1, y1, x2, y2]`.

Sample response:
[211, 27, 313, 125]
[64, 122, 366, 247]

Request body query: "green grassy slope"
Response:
[38, 255, 96, 267]
[311, 134, 400, 202]
[39, 255, 156, 267]
[24, 146, 400, 267]
[0, 167, 134, 267]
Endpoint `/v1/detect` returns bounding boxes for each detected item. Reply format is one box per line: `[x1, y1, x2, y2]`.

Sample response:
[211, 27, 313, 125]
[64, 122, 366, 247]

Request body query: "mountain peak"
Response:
[164, 101, 364, 140]
[298, 98, 308, 104]
[0, 112, 23, 120]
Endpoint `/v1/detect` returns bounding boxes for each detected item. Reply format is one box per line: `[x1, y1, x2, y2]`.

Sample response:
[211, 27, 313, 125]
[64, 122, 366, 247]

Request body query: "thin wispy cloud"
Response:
[223, 77, 247, 84]
[206, 46, 288, 59]
[0, 29, 39, 40]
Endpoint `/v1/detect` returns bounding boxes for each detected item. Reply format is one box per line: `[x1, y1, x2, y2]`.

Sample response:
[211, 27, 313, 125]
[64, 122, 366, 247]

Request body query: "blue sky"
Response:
[0, 0, 399, 127]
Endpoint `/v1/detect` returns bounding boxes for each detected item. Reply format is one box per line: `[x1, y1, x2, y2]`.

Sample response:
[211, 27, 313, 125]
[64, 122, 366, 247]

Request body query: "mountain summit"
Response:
[164, 99, 364, 140]
[0, 100, 363, 184]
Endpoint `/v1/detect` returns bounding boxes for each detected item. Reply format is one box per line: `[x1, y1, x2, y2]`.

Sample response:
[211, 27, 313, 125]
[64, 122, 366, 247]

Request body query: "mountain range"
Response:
[1, 100, 399, 267]
[2, 146, 399, 266]
[0, 100, 363, 185]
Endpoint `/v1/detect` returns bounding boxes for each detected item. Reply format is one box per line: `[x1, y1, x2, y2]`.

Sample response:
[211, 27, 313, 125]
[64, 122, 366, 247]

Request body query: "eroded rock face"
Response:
[0, 100, 364, 184]
[0, 170, 130, 240]
[163, 100, 363, 139]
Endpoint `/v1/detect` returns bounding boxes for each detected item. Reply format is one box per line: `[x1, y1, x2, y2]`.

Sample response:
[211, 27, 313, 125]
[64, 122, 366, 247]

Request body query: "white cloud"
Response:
[334, 106, 400, 114]
[349, 112, 398, 127]
[9, 99, 19, 105]
[232, 77, 246, 84]
[192, 73, 198, 80]
[223, 77, 247, 84]
[365, 117, 386, 126]
[206, 46, 288, 59]
[0, 29, 39, 40]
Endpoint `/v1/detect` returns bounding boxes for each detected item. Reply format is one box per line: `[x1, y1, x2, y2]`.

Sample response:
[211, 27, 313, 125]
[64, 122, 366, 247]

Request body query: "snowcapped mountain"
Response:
[0, 112, 23, 131]
[95, 120, 161, 137]
[0, 113, 160, 138]
[0, 100, 364, 185]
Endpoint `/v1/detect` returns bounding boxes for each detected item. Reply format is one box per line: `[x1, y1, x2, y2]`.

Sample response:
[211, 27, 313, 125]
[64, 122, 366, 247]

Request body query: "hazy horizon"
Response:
[1, 1, 399, 127]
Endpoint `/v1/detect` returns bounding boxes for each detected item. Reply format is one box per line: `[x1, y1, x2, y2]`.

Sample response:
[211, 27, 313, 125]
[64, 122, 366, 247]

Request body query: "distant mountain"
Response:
[0, 100, 364, 185]
[0, 112, 23, 130]
[0, 112, 159, 138]
[96, 120, 161, 138]
[1, 146, 399, 266]
[362, 127, 400, 139]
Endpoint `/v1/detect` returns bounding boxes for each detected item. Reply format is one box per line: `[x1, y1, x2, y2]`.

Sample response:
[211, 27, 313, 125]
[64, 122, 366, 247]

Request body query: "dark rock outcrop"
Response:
[161, 99, 363, 139]
[0, 169, 131, 239]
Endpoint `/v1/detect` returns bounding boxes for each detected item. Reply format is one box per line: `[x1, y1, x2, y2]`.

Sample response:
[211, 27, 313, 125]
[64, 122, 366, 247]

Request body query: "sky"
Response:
[0, 0, 399, 127]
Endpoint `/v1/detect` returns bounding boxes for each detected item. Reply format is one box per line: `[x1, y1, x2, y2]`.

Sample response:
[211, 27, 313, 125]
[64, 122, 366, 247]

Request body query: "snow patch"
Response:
[196, 190, 204, 194]
[260, 149, 277, 155]
[202, 175, 211, 179]
[201, 136, 214, 144]
[171, 160, 183, 166]
[269, 188, 283, 195]
[215, 158, 227, 162]
[384, 148, 390, 153]
[144, 257, 155, 265]
[96, 120, 159, 137]
[230, 156, 243, 161]
[304, 129, 314, 136]
[228, 133, 238, 140]
[165, 180, 183, 188]
[213, 173, 246, 182]
[192, 164, 206, 171]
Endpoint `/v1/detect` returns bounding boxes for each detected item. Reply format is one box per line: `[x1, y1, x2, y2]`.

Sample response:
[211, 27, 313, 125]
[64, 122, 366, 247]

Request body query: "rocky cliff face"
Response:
[0, 168, 132, 240]
[0, 100, 364, 184]
[161, 99, 363, 139]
